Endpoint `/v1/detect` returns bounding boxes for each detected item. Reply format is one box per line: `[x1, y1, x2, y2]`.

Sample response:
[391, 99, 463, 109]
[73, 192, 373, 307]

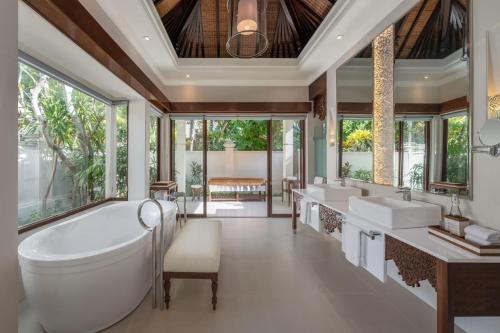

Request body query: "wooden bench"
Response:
[163, 220, 222, 310]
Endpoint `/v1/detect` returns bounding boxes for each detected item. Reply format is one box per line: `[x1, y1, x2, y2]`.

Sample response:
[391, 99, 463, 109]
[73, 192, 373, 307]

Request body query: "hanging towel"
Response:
[464, 225, 500, 241]
[299, 200, 309, 224]
[309, 204, 320, 232]
[342, 222, 361, 267]
[465, 234, 500, 246]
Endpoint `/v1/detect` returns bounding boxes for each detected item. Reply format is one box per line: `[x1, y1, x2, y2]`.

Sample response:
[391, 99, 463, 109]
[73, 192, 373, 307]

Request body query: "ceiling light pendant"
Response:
[227, 0, 268, 58]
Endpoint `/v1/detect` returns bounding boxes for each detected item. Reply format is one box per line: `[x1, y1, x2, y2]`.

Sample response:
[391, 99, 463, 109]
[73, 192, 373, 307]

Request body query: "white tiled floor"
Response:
[181, 197, 292, 216]
[19, 218, 464, 333]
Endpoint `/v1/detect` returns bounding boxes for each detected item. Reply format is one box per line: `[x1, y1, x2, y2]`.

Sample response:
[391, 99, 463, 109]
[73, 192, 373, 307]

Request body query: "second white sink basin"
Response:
[349, 196, 442, 229]
[307, 184, 362, 201]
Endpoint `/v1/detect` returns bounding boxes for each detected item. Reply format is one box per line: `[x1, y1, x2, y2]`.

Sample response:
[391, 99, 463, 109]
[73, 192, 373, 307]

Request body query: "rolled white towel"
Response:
[464, 225, 500, 241]
[465, 234, 500, 246]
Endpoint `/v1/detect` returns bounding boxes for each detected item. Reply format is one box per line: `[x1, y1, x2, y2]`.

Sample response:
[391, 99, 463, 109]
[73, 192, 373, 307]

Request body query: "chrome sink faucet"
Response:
[396, 187, 412, 201]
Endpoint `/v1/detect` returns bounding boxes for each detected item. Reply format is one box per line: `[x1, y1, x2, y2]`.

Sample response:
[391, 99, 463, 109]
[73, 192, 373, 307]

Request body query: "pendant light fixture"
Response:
[226, 0, 268, 58]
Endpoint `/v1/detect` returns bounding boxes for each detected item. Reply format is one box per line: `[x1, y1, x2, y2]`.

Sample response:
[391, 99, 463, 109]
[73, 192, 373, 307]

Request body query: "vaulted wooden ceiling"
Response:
[359, 0, 467, 59]
[152, 0, 335, 58]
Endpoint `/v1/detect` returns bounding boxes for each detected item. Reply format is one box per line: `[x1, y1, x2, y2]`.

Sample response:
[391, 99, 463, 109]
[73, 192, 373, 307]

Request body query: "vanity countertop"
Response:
[293, 188, 500, 263]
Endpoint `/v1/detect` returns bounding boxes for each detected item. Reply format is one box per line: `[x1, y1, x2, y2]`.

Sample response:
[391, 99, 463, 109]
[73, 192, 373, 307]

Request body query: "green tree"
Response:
[18, 63, 106, 223]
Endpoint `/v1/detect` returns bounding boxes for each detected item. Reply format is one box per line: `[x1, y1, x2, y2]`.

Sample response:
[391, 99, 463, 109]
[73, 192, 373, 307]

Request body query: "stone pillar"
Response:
[128, 100, 150, 200]
[373, 25, 395, 185]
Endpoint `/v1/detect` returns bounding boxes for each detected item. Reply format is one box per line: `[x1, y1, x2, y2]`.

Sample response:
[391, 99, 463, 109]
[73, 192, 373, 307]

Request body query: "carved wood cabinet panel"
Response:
[319, 205, 343, 234]
[385, 235, 437, 290]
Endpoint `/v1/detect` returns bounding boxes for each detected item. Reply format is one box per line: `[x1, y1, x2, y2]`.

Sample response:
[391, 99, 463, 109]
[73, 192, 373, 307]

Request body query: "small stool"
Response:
[190, 185, 202, 201]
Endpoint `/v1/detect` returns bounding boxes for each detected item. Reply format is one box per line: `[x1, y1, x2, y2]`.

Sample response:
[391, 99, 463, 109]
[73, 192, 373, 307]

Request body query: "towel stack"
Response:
[464, 225, 500, 246]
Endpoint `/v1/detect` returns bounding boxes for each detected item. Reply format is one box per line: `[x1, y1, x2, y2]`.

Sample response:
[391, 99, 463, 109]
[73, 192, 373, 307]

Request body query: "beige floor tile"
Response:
[20, 217, 458, 333]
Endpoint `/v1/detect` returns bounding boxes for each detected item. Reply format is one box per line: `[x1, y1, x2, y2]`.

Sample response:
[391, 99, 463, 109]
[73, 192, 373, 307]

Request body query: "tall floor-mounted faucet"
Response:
[137, 199, 165, 310]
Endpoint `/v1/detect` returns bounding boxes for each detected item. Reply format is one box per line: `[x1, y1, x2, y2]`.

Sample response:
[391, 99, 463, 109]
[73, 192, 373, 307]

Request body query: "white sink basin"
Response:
[349, 196, 442, 229]
[306, 184, 362, 201]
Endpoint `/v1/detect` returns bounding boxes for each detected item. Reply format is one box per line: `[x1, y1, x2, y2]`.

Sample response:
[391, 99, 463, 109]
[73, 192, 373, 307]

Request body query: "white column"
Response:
[105, 105, 117, 197]
[159, 116, 170, 180]
[223, 140, 236, 177]
[282, 120, 294, 177]
[326, 66, 338, 182]
[175, 120, 186, 192]
[128, 100, 150, 200]
[0, 0, 18, 331]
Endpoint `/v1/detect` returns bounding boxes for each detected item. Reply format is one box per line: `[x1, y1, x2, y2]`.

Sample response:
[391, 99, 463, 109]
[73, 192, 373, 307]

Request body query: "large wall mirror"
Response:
[337, 0, 472, 198]
[488, 22, 500, 120]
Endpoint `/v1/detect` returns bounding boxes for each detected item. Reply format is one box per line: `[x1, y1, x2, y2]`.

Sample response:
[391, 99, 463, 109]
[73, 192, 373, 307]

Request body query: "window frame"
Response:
[17, 55, 129, 233]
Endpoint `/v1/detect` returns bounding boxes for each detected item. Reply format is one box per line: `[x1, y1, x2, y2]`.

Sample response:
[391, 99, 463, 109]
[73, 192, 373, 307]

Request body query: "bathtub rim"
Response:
[18, 201, 177, 267]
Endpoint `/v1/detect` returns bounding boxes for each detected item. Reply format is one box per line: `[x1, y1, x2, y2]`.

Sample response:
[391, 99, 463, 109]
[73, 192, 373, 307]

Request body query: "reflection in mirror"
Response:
[488, 23, 500, 119]
[393, 0, 470, 197]
[337, 55, 374, 182]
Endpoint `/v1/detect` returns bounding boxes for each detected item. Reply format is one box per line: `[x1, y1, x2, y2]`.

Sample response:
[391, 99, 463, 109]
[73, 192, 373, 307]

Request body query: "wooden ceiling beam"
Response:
[156, 0, 182, 18]
[171, 102, 312, 114]
[23, 0, 171, 112]
[279, 0, 302, 52]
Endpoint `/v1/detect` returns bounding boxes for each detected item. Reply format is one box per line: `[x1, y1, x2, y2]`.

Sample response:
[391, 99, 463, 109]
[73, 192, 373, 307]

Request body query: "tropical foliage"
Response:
[18, 63, 109, 225]
[446, 115, 468, 184]
[342, 119, 373, 152]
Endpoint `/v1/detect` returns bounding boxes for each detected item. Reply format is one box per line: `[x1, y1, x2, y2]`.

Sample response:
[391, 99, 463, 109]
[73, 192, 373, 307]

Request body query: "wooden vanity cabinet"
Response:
[386, 235, 500, 333]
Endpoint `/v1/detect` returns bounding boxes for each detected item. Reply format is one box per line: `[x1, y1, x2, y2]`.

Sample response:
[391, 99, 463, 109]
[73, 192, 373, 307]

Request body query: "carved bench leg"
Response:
[164, 272, 171, 309]
[211, 273, 218, 310]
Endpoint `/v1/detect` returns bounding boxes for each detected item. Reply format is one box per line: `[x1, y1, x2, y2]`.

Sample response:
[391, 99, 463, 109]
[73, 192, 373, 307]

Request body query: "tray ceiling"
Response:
[152, 0, 336, 58]
[358, 0, 467, 59]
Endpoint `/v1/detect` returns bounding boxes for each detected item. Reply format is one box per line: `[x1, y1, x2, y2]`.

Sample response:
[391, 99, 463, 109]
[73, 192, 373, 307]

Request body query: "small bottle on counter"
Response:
[444, 194, 470, 237]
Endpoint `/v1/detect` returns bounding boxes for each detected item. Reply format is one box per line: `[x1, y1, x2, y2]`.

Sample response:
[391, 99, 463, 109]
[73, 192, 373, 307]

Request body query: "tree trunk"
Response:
[30, 74, 76, 173]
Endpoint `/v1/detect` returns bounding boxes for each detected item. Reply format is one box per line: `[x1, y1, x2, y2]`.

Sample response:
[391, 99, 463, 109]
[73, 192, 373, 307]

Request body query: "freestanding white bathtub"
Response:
[18, 201, 177, 333]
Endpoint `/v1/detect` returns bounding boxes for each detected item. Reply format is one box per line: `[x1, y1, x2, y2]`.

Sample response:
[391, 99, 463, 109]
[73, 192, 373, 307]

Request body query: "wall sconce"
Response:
[329, 129, 336, 147]
[488, 95, 500, 119]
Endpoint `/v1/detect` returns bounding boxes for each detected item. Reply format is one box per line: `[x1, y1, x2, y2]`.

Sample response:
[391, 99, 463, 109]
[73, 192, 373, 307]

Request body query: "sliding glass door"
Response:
[171, 118, 206, 216]
[269, 119, 305, 216]
[206, 118, 268, 217]
[170, 116, 305, 218]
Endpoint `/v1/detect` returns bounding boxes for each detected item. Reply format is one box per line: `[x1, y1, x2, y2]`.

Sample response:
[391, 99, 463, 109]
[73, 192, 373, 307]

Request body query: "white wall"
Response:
[0, 0, 19, 331]
[164, 86, 308, 102]
[128, 100, 150, 200]
[325, 1, 500, 331]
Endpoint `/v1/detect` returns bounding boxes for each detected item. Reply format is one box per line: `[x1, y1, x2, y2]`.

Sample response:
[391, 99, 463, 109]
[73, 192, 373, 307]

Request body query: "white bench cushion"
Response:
[164, 220, 222, 273]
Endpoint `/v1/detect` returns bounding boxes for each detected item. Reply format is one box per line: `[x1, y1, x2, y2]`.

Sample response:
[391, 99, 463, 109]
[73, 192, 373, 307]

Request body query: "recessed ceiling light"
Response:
[186, 74, 190, 78]
[424, 75, 430, 79]
[336, 35, 344, 40]
[143, 36, 151, 41]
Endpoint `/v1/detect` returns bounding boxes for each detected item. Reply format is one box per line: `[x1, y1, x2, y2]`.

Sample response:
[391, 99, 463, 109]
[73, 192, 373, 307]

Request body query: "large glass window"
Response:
[444, 114, 469, 184]
[338, 118, 373, 182]
[395, 119, 428, 190]
[18, 62, 107, 227]
[149, 114, 159, 183]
